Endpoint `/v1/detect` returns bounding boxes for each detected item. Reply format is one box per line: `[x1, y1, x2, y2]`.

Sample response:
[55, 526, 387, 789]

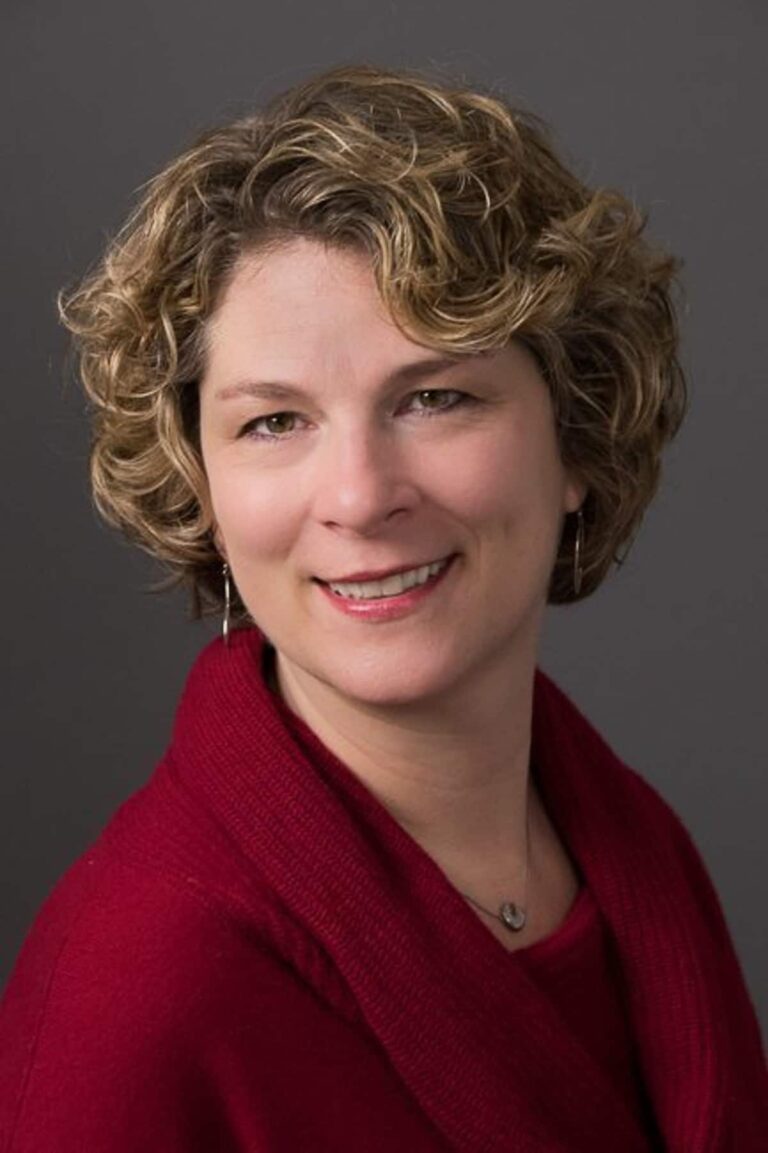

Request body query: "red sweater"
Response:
[1, 630, 765, 1151]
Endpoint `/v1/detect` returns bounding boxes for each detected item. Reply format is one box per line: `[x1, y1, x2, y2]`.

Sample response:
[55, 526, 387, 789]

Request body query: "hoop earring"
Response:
[573, 507, 585, 597]
[222, 562, 231, 645]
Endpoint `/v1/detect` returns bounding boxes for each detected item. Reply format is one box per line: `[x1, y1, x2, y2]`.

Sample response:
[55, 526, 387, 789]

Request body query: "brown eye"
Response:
[417, 390, 444, 407]
[263, 412, 296, 435]
[241, 411, 300, 439]
[408, 389, 468, 413]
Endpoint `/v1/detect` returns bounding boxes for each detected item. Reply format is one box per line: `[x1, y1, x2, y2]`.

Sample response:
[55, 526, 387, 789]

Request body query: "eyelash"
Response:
[238, 389, 474, 442]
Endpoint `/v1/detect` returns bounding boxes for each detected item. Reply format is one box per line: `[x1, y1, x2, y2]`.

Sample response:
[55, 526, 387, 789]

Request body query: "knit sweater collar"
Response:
[167, 627, 766, 1153]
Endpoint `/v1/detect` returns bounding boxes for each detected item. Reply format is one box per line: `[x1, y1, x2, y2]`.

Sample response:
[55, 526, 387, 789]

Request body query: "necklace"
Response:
[263, 641, 532, 933]
[456, 794, 531, 933]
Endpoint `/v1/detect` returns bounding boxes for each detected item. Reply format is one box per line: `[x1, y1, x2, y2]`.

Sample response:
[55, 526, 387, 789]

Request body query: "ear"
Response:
[211, 524, 228, 561]
[563, 472, 588, 515]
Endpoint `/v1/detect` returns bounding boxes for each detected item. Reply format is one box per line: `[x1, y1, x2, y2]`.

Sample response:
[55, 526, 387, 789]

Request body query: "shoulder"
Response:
[534, 668, 727, 891]
[0, 826, 332, 1149]
[1, 772, 284, 1014]
[535, 668, 696, 825]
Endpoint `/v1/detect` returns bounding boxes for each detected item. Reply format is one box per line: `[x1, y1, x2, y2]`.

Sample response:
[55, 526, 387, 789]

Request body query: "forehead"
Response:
[200, 236, 538, 396]
[206, 239, 409, 365]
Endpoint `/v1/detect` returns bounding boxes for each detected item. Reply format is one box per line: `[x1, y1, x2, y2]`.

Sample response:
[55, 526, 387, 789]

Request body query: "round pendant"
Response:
[499, 902, 526, 932]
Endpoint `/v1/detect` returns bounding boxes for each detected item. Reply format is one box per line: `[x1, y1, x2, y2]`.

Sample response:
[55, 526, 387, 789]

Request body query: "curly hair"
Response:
[59, 62, 686, 618]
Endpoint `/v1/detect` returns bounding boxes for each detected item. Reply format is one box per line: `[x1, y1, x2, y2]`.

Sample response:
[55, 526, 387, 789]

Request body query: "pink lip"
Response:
[316, 554, 455, 584]
[315, 554, 457, 622]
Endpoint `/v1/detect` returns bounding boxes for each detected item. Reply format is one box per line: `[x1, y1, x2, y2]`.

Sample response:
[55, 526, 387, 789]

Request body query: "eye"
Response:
[404, 389, 470, 415]
[239, 412, 302, 440]
[236, 390, 473, 441]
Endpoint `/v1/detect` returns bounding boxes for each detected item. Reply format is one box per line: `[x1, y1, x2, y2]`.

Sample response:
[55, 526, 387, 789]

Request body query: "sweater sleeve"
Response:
[0, 860, 275, 1152]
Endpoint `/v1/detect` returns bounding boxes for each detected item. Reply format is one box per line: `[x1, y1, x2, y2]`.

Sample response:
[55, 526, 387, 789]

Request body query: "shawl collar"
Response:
[166, 629, 766, 1153]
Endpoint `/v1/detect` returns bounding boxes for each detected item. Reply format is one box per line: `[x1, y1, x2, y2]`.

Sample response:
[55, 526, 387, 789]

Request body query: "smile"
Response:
[314, 554, 458, 622]
[325, 557, 451, 601]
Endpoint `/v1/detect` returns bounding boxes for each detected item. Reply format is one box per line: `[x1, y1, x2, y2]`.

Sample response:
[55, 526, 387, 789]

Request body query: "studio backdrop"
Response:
[1, 0, 765, 1034]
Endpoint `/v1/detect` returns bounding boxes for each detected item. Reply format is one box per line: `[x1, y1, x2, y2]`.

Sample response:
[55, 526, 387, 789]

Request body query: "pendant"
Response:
[499, 901, 526, 932]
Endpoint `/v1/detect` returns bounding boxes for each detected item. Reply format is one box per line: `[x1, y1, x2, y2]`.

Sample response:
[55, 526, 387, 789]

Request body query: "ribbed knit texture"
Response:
[278, 689, 667, 1148]
[1, 628, 765, 1151]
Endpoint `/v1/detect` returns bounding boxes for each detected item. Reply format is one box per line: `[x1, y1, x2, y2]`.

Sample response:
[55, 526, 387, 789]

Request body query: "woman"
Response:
[0, 64, 764, 1152]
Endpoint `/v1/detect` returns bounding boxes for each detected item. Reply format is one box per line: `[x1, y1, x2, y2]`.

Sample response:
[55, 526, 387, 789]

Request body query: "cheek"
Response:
[206, 464, 298, 562]
[436, 428, 564, 530]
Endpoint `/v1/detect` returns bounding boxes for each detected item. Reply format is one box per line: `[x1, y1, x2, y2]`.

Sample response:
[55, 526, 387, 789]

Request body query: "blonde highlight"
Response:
[59, 63, 686, 616]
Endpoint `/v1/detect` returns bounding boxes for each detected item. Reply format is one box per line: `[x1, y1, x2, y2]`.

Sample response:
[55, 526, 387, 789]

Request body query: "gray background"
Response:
[1, 0, 765, 1033]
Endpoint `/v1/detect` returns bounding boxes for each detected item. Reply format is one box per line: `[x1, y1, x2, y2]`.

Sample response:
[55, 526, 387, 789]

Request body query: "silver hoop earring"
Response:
[222, 562, 231, 644]
[573, 507, 585, 597]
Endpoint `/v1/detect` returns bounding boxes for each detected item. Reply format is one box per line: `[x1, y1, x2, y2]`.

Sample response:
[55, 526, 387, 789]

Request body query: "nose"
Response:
[311, 426, 418, 535]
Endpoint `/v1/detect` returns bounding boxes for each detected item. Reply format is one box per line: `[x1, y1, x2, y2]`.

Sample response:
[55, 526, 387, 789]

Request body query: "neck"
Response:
[269, 643, 537, 883]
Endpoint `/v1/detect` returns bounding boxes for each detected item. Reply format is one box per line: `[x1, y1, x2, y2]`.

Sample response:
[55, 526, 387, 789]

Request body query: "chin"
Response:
[308, 647, 472, 710]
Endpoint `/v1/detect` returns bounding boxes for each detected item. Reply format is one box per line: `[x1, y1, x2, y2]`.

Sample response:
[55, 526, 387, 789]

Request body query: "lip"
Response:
[314, 554, 457, 622]
[315, 553, 456, 585]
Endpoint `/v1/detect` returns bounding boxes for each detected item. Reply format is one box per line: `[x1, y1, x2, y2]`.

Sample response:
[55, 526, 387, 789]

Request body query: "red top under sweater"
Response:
[0, 629, 765, 1152]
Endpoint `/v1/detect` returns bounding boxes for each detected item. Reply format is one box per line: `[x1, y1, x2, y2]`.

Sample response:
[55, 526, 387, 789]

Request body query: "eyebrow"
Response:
[213, 355, 471, 402]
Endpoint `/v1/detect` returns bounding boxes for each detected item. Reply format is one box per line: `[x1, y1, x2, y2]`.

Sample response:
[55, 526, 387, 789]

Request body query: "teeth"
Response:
[328, 558, 449, 600]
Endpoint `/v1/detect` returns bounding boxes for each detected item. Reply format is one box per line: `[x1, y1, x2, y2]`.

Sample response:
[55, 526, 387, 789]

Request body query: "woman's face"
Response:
[199, 238, 584, 706]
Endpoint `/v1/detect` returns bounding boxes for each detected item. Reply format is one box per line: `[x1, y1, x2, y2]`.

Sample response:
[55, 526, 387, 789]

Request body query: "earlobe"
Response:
[564, 475, 588, 514]
[212, 526, 228, 561]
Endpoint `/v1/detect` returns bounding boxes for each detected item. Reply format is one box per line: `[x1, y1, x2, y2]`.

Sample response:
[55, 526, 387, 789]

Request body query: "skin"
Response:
[199, 238, 586, 930]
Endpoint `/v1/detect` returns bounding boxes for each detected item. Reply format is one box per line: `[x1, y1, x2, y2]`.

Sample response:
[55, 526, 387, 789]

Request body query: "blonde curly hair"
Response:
[59, 63, 686, 618]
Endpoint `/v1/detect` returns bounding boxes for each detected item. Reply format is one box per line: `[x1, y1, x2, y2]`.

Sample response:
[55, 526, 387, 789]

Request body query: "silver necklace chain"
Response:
[265, 640, 532, 933]
[456, 796, 531, 933]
